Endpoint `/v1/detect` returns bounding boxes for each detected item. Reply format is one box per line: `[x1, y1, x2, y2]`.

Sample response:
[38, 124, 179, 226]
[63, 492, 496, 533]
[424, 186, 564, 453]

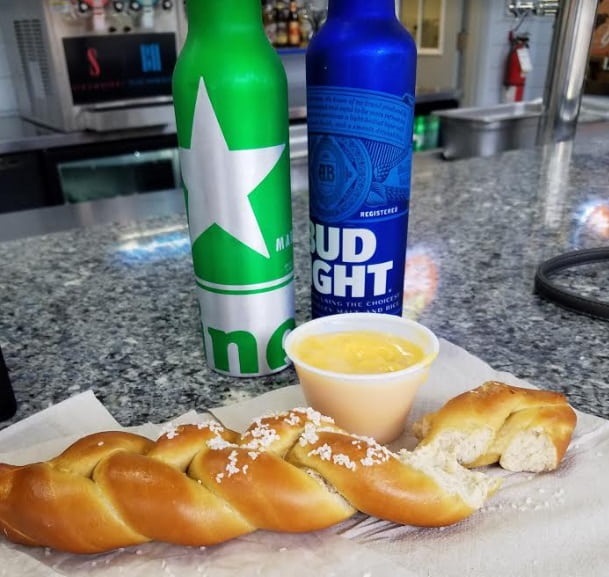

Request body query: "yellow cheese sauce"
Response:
[293, 330, 425, 374]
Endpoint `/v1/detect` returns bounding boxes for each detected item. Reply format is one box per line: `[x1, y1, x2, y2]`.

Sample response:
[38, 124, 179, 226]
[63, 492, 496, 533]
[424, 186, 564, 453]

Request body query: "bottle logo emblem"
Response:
[307, 86, 414, 317]
[310, 135, 371, 223]
[179, 78, 286, 261]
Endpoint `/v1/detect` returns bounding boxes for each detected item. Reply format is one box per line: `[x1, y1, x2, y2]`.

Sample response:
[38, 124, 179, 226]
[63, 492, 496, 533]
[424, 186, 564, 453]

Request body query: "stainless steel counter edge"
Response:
[0, 110, 308, 156]
[0, 90, 458, 156]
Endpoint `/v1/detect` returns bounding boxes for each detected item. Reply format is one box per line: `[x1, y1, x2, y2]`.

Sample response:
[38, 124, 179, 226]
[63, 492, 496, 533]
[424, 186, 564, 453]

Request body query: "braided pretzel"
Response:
[0, 408, 499, 554]
[412, 381, 577, 472]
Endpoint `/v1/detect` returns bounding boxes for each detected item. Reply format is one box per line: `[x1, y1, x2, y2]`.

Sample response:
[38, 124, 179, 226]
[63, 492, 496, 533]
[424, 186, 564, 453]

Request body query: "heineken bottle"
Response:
[306, 0, 417, 318]
[172, 0, 295, 377]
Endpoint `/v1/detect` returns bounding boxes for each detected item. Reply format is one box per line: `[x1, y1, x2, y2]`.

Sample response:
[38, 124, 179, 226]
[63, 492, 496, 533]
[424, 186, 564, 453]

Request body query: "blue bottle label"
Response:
[308, 86, 414, 317]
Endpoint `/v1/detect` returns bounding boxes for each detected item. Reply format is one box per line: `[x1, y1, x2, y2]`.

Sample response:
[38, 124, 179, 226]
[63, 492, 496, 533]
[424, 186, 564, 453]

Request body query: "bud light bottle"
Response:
[172, 0, 295, 376]
[306, 0, 417, 318]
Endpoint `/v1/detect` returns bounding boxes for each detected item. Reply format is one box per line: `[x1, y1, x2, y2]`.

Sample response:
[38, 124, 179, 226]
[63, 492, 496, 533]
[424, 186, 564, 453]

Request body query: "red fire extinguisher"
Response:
[504, 31, 532, 103]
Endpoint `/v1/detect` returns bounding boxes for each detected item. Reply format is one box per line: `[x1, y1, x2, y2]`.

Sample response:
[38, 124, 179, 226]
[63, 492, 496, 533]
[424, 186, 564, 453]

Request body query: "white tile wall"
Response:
[475, 1, 555, 106]
[0, 26, 18, 117]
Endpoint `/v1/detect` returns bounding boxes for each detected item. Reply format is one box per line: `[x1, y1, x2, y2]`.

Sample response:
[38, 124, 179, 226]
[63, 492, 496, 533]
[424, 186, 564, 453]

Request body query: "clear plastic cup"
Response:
[284, 313, 439, 444]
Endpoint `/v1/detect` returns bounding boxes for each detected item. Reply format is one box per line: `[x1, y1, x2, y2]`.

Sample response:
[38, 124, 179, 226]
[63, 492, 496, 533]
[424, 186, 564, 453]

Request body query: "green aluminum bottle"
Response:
[172, 0, 295, 377]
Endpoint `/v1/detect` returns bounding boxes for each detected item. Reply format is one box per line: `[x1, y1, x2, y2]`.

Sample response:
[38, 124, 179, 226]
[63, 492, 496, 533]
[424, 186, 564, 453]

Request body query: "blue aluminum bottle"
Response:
[306, 0, 417, 318]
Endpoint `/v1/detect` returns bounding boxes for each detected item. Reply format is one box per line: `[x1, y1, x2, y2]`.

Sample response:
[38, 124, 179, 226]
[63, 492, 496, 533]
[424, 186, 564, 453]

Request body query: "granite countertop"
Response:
[1, 126, 609, 430]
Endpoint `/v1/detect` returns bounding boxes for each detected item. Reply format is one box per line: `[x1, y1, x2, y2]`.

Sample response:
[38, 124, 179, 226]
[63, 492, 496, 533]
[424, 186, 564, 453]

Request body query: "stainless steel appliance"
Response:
[56, 146, 180, 203]
[434, 101, 543, 160]
[0, 0, 183, 132]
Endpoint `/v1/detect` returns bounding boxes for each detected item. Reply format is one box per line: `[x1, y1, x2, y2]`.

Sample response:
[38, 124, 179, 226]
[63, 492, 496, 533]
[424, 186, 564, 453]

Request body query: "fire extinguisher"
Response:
[504, 31, 532, 103]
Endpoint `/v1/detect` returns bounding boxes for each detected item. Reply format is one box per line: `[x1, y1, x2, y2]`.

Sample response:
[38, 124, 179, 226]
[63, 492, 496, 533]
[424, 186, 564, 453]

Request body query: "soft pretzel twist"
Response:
[412, 381, 577, 472]
[0, 408, 499, 554]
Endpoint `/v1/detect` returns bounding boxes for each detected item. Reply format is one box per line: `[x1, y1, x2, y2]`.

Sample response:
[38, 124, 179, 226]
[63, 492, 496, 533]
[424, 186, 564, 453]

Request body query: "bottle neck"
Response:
[186, 0, 263, 33]
[327, 0, 397, 19]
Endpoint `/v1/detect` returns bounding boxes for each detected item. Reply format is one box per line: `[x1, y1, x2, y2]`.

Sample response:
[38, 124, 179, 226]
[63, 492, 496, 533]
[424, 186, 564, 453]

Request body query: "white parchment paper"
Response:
[1, 339, 608, 577]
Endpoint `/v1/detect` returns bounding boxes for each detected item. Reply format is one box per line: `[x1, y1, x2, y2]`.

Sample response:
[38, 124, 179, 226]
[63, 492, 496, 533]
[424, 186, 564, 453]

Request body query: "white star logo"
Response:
[179, 78, 286, 258]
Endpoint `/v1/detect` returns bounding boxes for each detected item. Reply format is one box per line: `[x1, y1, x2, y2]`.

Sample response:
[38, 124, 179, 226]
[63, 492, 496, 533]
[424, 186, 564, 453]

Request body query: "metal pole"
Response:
[536, 0, 599, 145]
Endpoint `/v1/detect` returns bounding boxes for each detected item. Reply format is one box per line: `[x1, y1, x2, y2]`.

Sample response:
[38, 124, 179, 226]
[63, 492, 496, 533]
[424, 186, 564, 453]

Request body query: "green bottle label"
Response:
[180, 78, 294, 290]
[175, 76, 295, 376]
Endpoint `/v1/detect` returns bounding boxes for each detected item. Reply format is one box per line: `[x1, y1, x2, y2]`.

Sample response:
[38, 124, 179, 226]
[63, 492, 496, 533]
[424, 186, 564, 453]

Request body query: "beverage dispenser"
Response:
[0, 0, 183, 132]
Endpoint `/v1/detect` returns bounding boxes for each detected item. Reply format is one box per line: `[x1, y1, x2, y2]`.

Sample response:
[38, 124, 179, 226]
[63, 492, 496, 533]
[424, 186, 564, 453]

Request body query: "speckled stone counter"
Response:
[1, 126, 609, 430]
